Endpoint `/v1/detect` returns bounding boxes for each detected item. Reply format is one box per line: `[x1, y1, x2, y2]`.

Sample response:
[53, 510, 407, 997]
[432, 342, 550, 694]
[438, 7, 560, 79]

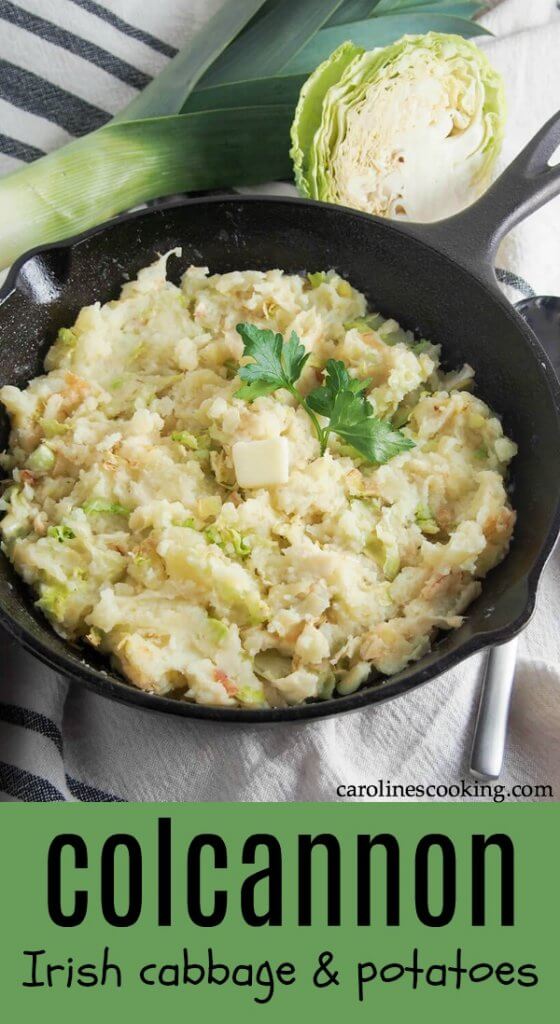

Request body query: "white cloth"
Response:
[479, 0, 560, 300]
[0, 0, 559, 802]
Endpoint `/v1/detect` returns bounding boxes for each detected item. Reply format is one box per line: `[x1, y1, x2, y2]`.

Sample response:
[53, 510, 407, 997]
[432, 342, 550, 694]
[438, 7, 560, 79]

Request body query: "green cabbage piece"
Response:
[307, 271, 328, 288]
[367, 535, 400, 580]
[40, 418, 69, 438]
[57, 327, 77, 348]
[171, 431, 198, 449]
[2, 485, 27, 513]
[336, 662, 371, 696]
[236, 684, 265, 706]
[415, 504, 439, 535]
[176, 516, 197, 529]
[82, 499, 131, 517]
[0, 484, 16, 512]
[27, 443, 55, 473]
[37, 583, 69, 621]
[254, 650, 292, 682]
[291, 39, 359, 197]
[318, 666, 336, 701]
[204, 525, 251, 560]
[392, 387, 427, 428]
[207, 617, 229, 644]
[47, 524, 76, 543]
[343, 313, 383, 332]
[412, 340, 432, 355]
[291, 33, 506, 222]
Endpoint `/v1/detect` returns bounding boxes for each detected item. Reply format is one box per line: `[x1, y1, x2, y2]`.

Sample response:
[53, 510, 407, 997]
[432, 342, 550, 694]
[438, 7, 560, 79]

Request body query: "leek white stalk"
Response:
[0, 107, 293, 270]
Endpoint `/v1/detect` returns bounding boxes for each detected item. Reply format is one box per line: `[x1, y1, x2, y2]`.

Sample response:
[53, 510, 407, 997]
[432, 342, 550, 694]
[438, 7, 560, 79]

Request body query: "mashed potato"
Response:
[0, 253, 517, 707]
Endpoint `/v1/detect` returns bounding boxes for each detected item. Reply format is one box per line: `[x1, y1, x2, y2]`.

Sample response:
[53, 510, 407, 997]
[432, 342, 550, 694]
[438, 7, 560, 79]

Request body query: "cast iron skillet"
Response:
[1, 113, 560, 723]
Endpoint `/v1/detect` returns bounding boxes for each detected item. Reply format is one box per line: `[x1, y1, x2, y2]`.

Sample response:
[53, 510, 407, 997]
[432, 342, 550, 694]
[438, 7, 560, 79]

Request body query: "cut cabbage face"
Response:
[290, 32, 506, 223]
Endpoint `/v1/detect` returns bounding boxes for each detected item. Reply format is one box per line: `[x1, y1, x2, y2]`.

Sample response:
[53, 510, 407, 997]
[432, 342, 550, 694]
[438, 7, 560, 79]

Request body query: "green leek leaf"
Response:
[114, 0, 268, 121]
[387, 2, 485, 13]
[200, 0, 346, 87]
[429, 3, 486, 13]
[185, 0, 483, 101]
[383, 2, 486, 14]
[326, 2, 381, 27]
[183, 1, 482, 115]
[183, 73, 305, 113]
[326, 2, 485, 34]
[327, 1, 484, 28]
[374, 0, 484, 12]
[283, 14, 490, 75]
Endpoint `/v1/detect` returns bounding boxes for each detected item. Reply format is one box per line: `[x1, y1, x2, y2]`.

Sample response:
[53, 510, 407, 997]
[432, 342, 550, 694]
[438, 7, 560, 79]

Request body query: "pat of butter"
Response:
[232, 438, 289, 488]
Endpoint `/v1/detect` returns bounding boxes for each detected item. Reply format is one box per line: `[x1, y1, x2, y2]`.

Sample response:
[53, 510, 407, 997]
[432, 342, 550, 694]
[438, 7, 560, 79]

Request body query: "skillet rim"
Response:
[0, 193, 559, 724]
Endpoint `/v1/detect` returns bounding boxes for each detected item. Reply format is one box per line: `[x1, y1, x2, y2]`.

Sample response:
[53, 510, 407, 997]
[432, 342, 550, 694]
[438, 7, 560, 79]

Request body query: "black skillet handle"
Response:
[413, 109, 560, 284]
[516, 295, 560, 381]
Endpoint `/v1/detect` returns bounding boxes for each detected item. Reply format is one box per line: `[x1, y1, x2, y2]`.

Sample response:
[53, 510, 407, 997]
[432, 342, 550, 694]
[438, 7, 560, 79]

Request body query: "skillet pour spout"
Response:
[0, 114, 560, 723]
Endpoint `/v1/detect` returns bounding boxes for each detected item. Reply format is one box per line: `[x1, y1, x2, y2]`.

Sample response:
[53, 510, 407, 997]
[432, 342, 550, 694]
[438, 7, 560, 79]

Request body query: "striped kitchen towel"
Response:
[1, 0, 559, 802]
[0, 0, 184, 175]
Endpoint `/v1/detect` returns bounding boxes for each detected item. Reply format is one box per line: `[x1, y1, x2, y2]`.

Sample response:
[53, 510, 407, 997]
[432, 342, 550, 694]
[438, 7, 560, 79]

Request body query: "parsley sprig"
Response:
[234, 323, 414, 465]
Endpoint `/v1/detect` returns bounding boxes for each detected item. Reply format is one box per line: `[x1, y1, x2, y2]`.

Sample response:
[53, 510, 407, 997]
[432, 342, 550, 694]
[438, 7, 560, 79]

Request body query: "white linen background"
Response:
[0, 0, 558, 801]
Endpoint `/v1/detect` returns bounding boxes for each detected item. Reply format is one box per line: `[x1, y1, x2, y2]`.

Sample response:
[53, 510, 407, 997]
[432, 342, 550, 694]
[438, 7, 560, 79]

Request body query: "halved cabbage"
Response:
[290, 32, 506, 223]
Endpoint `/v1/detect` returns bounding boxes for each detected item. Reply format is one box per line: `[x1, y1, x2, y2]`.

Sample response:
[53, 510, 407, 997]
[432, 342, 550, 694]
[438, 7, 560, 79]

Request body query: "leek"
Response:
[183, 74, 306, 114]
[199, 1, 347, 86]
[283, 14, 488, 74]
[0, 106, 293, 269]
[114, 0, 268, 121]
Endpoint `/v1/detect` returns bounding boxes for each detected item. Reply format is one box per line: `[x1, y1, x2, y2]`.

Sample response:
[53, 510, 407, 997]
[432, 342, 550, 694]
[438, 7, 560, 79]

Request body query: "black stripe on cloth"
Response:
[495, 268, 535, 298]
[0, 701, 63, 754]
[0, 131, 44, 161]
[0, 701, 123, 802]
[67, 776, 124, 802]
[0, 0, 150, 90]
[0, 58, 108, 134]
[0, 760, 65, 801]
[69, 0, 178, 58]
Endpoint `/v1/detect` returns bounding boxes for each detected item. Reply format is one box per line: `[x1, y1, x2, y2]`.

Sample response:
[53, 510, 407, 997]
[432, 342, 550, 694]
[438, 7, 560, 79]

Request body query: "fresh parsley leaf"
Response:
[283, 330, 310, 384]
[307, 359, 369, 418]
[235, 323, 310, 402]
[233, 328, 413, 465]
[305, 385, 332, 418]
[328, 390, 415, 464]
